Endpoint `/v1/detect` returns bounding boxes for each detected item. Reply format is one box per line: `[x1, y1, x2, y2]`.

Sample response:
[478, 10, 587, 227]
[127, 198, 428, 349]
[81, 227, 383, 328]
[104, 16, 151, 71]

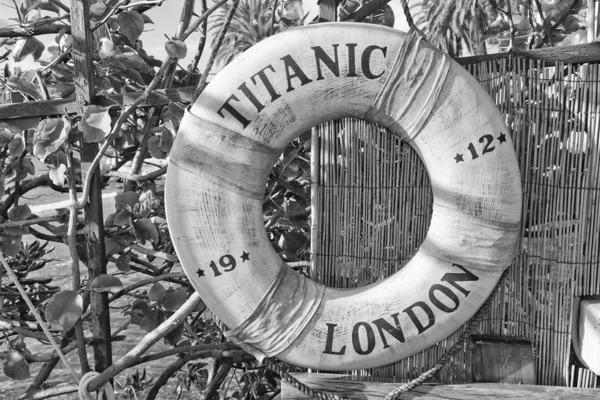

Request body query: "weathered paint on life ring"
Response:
[165, 23, 522, 370]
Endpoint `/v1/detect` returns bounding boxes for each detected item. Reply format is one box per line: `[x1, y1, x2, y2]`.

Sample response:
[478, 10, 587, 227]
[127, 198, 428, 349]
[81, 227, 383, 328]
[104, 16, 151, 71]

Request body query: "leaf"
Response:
[163, 287, 187, 312]
[8, 204, 31, 221]
[21, 158, 35, 176]
[140, 309, 165, 333]
[91, 274, 123, 293]
[18, 0, 41, 16]
[117, 11, 144, 43]
[49, 164, 67, 187]
[114, 53, 149, 73]
[159, 129, 173, 153]
[90, 2, 107, 16]
[141, 13, 154, 24]
[165, 40, 187, 59]
[115, 191, 140, 212]
[0, 118, 41, 133]
[167, 101, 185, 124]
[278, 230, 307, 254]
[3, 349, 30, 380]
[98, 38, 121, 59]
[164, 317, 184, 346]
[81, 105, 111, 143]
[8, 134, 25, 157]
[6, 77, 40, 100]
[12, 37, 45, 62]
[130, 300, 151, 318]
[113, 210, 133, 226]
[147, 136, 166, 159]
[33, 117, 70, 160]
[116, 254, 131, 272]
[148, 282, 165, 302]
[133, 218, 159, 244]
[0, 235, 22, 257]
[45, 290, 83, 330]
[122, 67, 146, 85]
[105, 237, 128, 258]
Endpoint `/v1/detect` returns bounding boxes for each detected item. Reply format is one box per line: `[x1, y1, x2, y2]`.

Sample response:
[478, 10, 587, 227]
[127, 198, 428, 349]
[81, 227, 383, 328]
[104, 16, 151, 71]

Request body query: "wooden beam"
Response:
[282, 373, 600, 399]
[0, 24, 71, 38]
[70, 0, 113, 374]
[0, 87, 195, 120]
[457, 42, 600, 65]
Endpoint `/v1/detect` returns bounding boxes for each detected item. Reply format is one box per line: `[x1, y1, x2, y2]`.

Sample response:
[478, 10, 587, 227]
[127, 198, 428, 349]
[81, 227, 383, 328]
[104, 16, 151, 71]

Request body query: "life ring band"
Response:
[166, 24, 522, 370]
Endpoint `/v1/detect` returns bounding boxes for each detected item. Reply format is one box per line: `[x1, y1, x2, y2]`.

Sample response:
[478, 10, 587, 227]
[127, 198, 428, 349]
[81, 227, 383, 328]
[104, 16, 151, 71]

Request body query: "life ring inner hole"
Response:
[269, 117, 433, 289]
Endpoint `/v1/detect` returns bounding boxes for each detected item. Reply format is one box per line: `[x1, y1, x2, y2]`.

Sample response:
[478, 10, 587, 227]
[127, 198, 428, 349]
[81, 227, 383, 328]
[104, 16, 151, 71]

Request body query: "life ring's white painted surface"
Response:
[578, 299, 600, 374]
[165, 23, 522, 370]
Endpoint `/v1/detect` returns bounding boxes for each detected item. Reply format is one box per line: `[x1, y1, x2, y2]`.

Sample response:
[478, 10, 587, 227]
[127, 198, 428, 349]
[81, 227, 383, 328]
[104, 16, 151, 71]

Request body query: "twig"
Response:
[74, 60, 172, 210]
[67, 149, 90, 375]
[91, 0, 128, 31]
[0, 173, 51, 217]
[186, 0, 208, 86]
[146, 354, 195, 400]
[201, 361, 233, 400]
[17, 384, 79, 400]
[106, 164, 167, 182]
[533, 0, 554, 46]
[193, 0, 241, 101]
[0, 252, 80, 383]
[0, 215, 64, 230]
[86, 292, 204, 392]
[0, 23, 71, 38]
[49, 0, 70, 13]
[108, 272, 186, 302]
[114, 239, 178, 261]
[135, 346, 249, 366]
[181, 0, 228, 40]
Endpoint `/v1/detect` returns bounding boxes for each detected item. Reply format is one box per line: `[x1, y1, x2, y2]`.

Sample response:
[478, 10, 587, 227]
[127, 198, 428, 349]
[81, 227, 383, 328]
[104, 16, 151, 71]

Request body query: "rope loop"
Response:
[78, 371, 115, 400]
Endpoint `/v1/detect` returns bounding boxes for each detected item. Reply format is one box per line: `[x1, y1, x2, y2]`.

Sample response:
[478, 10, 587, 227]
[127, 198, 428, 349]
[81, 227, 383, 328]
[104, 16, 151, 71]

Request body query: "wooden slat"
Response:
[281, 373, 600, 399]
[71, 0, 113, 373]
[456, 42, 600, 65]
[0, 87, 195, 120]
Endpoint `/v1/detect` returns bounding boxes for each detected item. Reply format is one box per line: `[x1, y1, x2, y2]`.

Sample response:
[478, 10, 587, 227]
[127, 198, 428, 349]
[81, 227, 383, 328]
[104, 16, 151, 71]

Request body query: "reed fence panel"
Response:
[312, 54, 600, 387]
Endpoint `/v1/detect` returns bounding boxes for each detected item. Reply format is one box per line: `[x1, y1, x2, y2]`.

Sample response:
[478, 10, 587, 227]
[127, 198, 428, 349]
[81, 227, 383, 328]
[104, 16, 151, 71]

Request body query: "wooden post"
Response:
[70, 0, 113, 372]
[319, 0, 337, 21]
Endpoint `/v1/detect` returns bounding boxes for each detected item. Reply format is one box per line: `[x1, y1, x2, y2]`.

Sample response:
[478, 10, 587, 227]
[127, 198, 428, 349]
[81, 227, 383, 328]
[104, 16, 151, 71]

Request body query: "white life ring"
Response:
[165, 23, 522, 370]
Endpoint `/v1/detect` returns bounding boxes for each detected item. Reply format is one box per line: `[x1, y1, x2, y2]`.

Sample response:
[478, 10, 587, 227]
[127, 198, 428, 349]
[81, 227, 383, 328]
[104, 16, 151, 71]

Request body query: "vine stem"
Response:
[86, 291, 204, 392]
[0, 252, 80, 383]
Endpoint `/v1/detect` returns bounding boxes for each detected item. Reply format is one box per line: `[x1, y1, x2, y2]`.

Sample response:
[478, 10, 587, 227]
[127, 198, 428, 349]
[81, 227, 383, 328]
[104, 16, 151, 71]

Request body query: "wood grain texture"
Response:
[281, 373, 600, 399]
[471, 336, 535, 384]
[70, 0, 112, 372]
[0, 87, 194, 120]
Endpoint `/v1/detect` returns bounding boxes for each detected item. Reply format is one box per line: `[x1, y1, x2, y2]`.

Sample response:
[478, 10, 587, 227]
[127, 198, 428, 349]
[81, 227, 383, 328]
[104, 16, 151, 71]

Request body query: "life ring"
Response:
[165, 23, 522, 370]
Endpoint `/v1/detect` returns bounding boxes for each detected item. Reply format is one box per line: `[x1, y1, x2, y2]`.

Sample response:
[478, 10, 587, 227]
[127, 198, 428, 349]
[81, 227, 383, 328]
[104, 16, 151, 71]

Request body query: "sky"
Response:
[1, 0, 409, 73]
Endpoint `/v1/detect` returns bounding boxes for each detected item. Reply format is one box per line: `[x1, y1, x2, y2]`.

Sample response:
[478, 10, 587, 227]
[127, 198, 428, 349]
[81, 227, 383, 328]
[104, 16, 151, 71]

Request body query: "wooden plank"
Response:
[457, 43, 600, 65]
[471, 335, 536, 384]
[70, 0, 113, 374]
[0, 87, 195, 120]
[281, 373, 600, 399]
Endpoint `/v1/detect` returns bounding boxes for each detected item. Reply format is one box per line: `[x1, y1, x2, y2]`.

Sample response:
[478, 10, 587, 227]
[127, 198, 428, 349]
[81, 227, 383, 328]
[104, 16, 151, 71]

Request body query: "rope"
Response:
[78, 371, 115, 400]
[265, 268, 511, 400]
[401, 0, 427, 39]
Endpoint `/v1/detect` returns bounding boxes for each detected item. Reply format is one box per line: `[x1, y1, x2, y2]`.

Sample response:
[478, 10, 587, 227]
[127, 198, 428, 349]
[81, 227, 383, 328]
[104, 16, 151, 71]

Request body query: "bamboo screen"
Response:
[311, 54, 600, 387]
